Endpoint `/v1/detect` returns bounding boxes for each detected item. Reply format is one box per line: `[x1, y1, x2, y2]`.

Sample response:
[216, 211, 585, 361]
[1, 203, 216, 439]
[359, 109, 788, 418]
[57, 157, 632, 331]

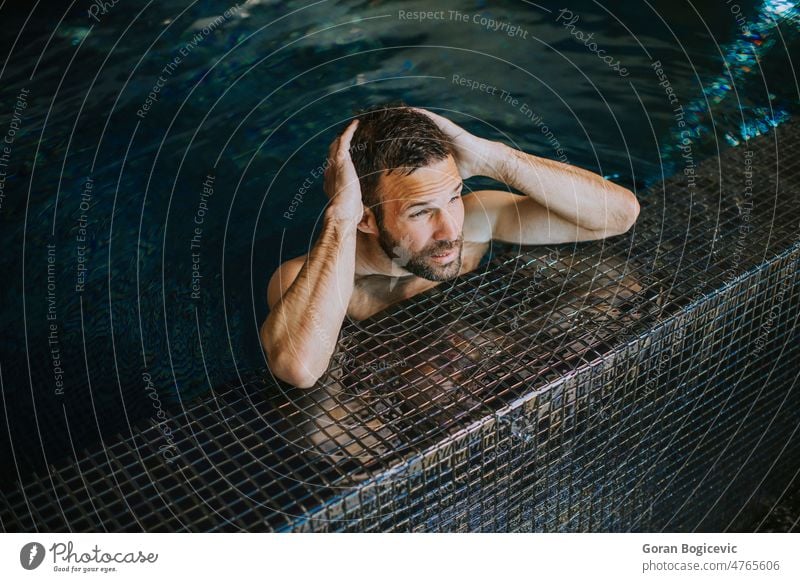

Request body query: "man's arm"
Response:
[488, 145, 639, 241]
[260, 119, 362, 388]
[463, 151, 640, 245]
[415, 108, 640, 245]
[260, 213, 357, 388]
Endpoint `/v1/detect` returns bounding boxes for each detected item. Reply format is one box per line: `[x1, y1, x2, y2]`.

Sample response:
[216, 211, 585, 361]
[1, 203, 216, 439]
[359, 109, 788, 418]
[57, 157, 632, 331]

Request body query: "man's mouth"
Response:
[430, 248, 456, 261]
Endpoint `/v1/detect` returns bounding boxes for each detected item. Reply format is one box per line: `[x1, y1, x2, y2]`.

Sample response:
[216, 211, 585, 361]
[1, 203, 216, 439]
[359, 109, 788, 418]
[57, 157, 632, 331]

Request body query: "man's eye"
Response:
[411, 209, 430, 218]
[450, 195, 460, 203]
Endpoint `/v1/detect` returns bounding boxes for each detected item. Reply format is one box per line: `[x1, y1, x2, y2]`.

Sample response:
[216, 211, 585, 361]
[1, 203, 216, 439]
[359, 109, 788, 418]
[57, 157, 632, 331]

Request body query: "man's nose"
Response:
[433, 208, 460, 241]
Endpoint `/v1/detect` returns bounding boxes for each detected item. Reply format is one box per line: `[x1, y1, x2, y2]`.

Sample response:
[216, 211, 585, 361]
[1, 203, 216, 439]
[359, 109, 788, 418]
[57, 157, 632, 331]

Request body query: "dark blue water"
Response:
[0, 0, 798, 488]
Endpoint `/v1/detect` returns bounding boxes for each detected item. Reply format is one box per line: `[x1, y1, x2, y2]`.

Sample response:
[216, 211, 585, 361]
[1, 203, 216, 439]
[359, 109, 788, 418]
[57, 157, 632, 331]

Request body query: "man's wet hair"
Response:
[341, 101, 454, 226]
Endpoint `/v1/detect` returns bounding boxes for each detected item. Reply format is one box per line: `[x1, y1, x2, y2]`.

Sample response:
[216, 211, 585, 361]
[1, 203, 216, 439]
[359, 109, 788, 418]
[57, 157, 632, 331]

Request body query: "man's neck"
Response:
[354, 230, 414, 281]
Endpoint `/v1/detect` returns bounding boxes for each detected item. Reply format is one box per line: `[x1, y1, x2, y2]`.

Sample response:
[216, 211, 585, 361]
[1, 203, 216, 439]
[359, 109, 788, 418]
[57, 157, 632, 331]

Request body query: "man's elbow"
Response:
[620, 193, 640, 233]
[276, 367, 320, 390]
[609, 192, 640, 235]
[261, 321, 322, 388]
[267, 350, 321, 389]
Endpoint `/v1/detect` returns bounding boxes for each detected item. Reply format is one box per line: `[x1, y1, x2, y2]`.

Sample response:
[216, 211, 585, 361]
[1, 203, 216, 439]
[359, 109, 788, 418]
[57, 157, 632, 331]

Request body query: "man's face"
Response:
[374, 155, 465, 282]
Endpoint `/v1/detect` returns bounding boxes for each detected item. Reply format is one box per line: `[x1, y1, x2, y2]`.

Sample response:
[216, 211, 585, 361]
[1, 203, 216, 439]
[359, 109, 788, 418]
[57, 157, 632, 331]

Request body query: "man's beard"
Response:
[377, 222, 463, 282]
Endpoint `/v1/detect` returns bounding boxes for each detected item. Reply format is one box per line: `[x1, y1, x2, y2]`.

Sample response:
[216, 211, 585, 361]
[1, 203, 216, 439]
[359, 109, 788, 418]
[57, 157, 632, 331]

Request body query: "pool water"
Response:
[0, 0, 798, 493]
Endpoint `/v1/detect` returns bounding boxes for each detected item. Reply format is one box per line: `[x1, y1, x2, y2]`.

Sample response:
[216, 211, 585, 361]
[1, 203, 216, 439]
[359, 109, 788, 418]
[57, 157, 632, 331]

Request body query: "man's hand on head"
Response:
[411, 107, 506, 180]
[323, 119, 364, 225]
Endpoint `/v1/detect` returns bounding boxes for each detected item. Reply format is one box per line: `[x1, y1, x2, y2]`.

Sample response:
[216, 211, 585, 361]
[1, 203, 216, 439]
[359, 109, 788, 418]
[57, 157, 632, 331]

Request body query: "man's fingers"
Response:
[327, 133, 340, 159]
[339, 118, 359, 153]
[412, 107, 445, 124]
[410, 107, 458, 129]
[411, 107, 460, 137]
[327, 119, 359, 162]
[323, 119, 360, 199]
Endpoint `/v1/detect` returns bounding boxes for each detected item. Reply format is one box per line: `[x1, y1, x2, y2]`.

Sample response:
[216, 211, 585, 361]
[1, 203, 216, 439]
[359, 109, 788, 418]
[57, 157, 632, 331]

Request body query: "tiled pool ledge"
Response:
[2, 121, 799, 532]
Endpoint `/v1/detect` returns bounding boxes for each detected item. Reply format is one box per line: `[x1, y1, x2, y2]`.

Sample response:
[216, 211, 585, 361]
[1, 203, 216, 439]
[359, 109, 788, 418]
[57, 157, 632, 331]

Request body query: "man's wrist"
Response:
[323, 207, 360, 232]
[487, 142, 521, 184]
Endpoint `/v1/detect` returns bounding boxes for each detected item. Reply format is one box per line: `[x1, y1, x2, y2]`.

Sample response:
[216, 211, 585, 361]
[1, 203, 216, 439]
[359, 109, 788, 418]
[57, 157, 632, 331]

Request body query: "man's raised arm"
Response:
[259, 120, 362, 388]
[414, 108, 639, 238]
[493, 145, 639, 235]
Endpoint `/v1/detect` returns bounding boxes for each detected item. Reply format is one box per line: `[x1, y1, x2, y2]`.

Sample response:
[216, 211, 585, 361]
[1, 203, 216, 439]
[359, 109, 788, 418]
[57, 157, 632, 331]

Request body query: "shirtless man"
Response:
[261, 104, 639, 388]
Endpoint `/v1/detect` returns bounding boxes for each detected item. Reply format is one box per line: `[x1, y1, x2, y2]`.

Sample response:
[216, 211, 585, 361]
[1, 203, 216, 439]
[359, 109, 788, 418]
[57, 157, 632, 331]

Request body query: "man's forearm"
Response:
[489, 143, 639, 233]
[261, 211, 357, 386]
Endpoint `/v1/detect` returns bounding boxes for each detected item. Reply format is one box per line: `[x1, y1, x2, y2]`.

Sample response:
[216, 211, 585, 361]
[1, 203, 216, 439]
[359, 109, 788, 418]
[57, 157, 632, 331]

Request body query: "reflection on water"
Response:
[663, 0, 798, 154]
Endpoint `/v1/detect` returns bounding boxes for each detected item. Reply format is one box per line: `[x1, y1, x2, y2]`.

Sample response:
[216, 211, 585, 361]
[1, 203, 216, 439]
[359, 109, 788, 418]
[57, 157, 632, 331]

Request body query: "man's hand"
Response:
[323, 119, 363, 225]
[262, 119, 363, 388]
[412, 107, 506, 180]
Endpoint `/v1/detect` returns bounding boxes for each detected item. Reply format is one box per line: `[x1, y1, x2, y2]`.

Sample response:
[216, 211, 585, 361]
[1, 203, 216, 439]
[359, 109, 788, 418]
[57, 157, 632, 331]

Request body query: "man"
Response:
[261, 103, 639, 388]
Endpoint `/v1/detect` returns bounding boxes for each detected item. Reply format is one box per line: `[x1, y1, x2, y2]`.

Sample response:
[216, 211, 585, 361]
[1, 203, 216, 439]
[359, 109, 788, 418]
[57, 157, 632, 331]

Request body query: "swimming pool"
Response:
[0, 0, 798, 502]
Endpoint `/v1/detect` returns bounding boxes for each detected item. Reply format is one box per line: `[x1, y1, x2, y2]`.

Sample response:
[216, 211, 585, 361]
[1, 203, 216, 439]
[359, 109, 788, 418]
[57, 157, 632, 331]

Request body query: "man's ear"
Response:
[357, 207, 379, 235]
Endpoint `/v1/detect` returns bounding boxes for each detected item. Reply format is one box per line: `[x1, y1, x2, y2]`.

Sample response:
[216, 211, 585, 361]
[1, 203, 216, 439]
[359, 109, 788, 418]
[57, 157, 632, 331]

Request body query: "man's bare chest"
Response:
[347, 241, 490, 320]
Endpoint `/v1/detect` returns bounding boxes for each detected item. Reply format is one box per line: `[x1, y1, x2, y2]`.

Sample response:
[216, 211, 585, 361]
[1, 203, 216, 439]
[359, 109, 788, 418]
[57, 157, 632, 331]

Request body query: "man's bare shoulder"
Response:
[266, 255, 307, 311]
[461, 191, 499, 244]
